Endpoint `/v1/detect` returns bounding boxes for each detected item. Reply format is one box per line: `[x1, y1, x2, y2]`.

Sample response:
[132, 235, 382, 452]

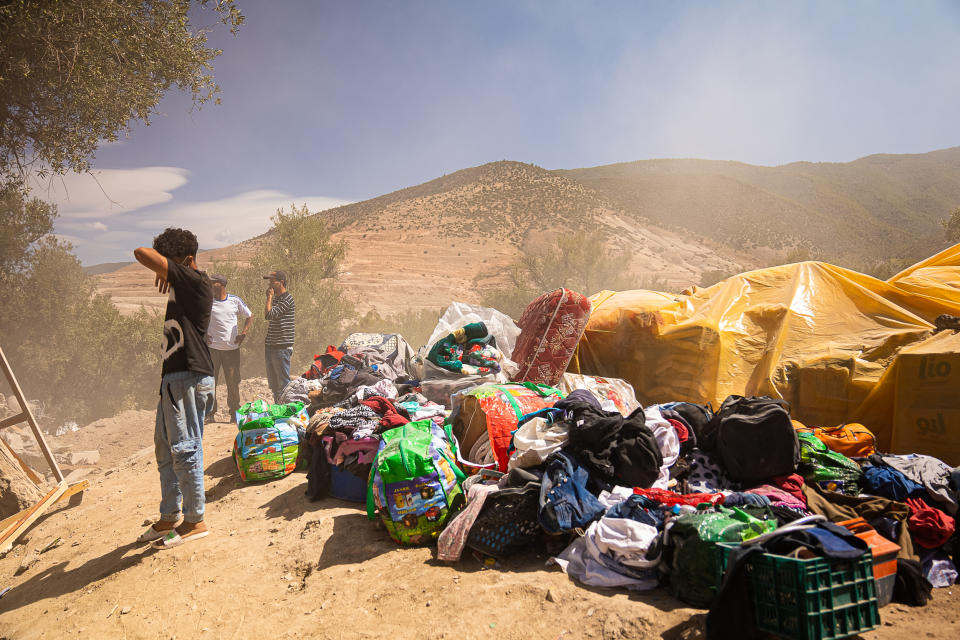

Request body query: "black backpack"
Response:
[709, 395, 799, 482]
[663, 401, 714, 449]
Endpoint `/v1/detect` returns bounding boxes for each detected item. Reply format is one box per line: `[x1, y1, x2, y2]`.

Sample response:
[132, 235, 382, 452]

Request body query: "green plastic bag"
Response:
[237, 399, 305, 425]
[666, 506, 778, 606]
[367, 420, 466, 545]
[233, 400, 307, 482]
[797, 431, 863, 495]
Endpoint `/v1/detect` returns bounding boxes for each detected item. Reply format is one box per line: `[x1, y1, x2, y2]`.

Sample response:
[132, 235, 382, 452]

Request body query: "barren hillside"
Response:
[560, 146, 960, 262]
[94, 149, 960, 315]
[96, 161, 745, 316]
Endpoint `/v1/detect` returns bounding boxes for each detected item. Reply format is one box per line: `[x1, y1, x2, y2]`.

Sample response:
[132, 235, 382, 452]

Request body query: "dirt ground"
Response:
[0, 378, 957, 640]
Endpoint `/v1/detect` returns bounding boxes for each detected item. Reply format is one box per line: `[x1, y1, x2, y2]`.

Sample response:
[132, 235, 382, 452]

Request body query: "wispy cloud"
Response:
[34, 167, 189, 219]
[59, 220, 109, 232]
[50, 167, 352, 264]
[56, 230, 143, 263]
[132, 190, 353, 247]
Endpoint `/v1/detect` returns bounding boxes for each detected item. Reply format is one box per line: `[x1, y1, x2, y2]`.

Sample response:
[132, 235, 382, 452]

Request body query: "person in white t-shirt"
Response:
[205, 274, 252, 421]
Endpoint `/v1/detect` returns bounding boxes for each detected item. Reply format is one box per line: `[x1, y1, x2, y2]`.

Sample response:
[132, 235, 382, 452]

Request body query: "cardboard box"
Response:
[891, 345, 960, 466]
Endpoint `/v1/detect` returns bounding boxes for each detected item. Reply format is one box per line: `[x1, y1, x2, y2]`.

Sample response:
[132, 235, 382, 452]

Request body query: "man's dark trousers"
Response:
[210, 348, 242, 419]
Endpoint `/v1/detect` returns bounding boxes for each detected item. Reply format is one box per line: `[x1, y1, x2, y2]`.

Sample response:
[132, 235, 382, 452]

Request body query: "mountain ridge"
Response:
[94, 147, 960, 313]
[559, 146, 960, 263]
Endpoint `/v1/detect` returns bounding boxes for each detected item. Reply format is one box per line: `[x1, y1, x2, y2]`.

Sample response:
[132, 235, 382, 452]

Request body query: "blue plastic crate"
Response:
[330, 465, 367, 502]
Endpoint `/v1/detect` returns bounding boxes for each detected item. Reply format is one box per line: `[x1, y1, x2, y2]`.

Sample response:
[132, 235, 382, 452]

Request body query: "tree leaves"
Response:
[480, 231, 641, 318]
[212, 203, 356, 377]
[0, 182, 57, 278]
[0, 0, 243, 184]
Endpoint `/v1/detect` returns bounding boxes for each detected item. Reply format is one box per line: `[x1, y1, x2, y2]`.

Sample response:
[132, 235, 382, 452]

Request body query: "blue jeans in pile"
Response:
[154, 371, 215, 523]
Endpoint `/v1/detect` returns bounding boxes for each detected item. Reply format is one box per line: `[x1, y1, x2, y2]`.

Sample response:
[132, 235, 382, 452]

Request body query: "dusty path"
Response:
[0, 380, 957, 639]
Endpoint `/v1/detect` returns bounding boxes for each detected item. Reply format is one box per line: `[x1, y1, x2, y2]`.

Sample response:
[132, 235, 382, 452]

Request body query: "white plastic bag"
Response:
[558, 373, 640, 416]
[425, 302, 521, 360]
[418, 302, 521, 380]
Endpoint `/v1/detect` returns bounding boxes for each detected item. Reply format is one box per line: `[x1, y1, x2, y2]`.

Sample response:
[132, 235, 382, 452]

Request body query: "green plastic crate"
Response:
[717, 543, 880, 640]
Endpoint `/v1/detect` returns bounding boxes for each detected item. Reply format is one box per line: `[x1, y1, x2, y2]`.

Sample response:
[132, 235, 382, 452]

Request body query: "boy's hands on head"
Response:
[135, 246, 169, 281]
[155, 273, 170, 294]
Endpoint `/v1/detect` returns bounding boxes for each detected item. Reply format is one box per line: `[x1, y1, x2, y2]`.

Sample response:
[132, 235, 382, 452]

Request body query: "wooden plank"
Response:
[0, 484, 61, 543]
[0, 412, 25, 430]
[0, 346, 64, 482]
[0, 480, 90, 538]
[0, 481, 67, 553]
[0, 506, 31, 538]
[53, 480, 89, 505]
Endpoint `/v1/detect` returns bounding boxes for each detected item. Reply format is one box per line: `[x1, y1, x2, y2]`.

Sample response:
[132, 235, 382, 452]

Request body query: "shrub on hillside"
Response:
[479, 231, 639, 319]
[212, 203, 356, 379]
[349, 308, 443, 351]
[0, 233, 160, 427]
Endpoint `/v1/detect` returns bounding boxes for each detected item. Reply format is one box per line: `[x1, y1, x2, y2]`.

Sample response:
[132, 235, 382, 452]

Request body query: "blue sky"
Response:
[43, 1, 960, 264]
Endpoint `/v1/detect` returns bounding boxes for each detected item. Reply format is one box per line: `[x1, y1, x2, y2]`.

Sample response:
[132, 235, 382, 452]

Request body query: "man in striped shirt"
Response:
[263, 270, 296, 402]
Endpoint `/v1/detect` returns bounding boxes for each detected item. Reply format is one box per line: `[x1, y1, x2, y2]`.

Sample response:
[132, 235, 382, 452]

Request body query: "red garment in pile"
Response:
[906, 497, 956, 549]
[667, 418, 689, 443]
[633, 487, 724, 506]
[304, 345, 345, 379]
[360, 396, 409, 429]
[770, 473, 806, 505]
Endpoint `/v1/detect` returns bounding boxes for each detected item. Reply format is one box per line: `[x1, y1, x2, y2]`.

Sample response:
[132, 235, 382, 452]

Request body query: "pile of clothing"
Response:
[292, 319, 500, 502]
[435, 388, 959, 615]
[260, 296, 958, 636]
[293, 333, 426, 501]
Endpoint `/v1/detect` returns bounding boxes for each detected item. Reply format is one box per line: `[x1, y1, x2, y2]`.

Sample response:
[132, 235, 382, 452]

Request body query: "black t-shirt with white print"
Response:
[161, 261, 214, 377]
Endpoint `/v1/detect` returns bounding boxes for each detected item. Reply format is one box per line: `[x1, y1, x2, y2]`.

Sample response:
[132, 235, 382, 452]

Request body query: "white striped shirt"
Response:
[265, 291, 295, 347]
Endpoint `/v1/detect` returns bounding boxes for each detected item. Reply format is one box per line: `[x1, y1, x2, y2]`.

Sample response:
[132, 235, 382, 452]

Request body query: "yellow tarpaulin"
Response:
[576, 246, 960, 461]
[888, 243, 960, 307]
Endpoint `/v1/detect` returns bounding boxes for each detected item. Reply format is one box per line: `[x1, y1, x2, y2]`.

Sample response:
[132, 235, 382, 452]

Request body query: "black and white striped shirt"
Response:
[265, 291, 295, 348]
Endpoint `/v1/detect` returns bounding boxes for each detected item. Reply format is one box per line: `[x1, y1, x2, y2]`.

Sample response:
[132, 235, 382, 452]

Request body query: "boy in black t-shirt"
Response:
[133, 228, 216, 548]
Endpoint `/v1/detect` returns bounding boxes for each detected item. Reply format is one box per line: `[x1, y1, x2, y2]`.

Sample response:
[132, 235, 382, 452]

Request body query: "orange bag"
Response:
[812, 423, 877, 458]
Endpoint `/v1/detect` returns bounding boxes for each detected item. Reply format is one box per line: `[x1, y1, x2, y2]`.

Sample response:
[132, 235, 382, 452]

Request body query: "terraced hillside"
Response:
[96, 161, 745, 315]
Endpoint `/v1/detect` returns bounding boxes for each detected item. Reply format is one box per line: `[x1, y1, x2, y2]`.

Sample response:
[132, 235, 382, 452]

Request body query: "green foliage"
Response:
[0, 183, 56, 279]
[779, 246, 823, 264]
[480, 273, 542, 321]
[0, 0, 243, 183]
[942, 207, 960, 245]
[699, 269, 736, 288]
[480, 231, 638, 318]
[0, 233, 161, 426]
[250, 203, 346, 284]
[0, 0, 246, 427]
[350, 308, 443, 351]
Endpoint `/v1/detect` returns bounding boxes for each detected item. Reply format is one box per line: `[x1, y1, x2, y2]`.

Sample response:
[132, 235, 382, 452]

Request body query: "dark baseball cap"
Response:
[210, 273, 227, 285]
[263, 270, 287, 284]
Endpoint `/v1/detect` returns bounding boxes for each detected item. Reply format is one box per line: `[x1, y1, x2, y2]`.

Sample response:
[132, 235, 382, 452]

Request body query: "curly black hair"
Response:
[152, 227, 199, 260]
